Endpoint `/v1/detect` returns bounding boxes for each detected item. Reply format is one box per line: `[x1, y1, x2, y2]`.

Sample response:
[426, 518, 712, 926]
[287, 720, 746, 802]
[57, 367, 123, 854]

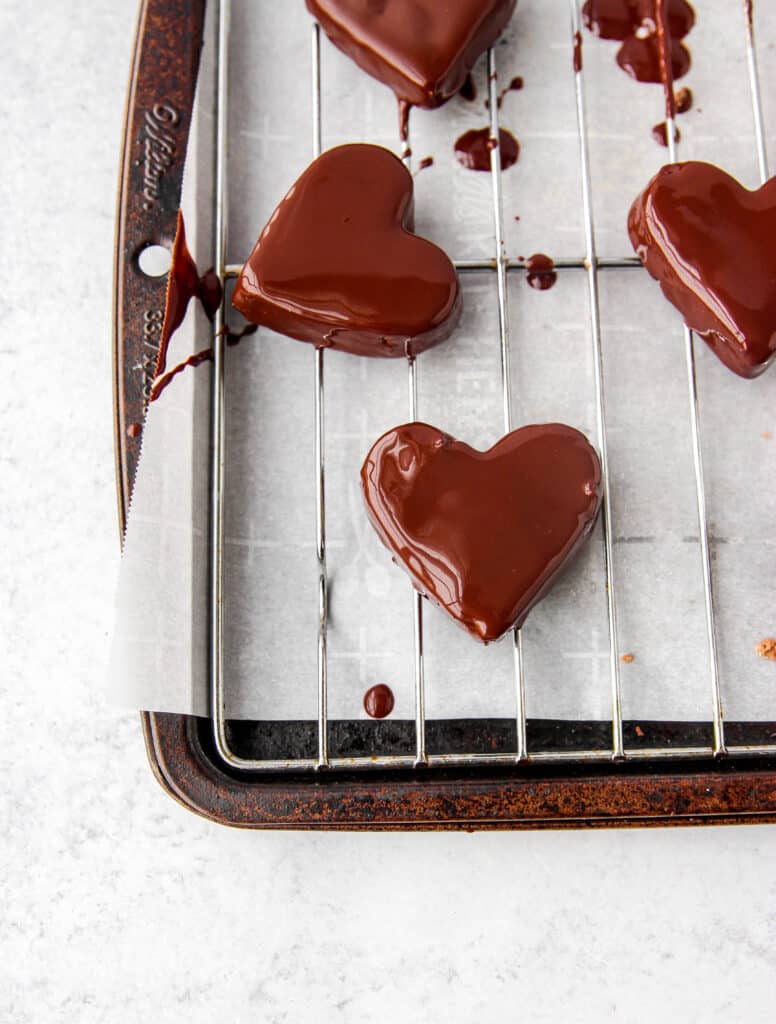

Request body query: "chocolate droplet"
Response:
[454, 127, 519, 172]
[525, 253, 557, 291]
[364, 684, 395, 719]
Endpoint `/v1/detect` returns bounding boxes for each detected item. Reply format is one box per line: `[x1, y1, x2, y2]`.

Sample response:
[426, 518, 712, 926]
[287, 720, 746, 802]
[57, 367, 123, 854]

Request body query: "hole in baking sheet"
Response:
[137, 242, 172, 277]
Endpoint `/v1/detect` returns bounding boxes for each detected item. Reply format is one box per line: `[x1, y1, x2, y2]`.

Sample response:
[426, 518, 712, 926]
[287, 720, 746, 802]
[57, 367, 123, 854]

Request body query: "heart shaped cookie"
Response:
[306, 0, 516, 108]
[361, 423, 602, 643]
[628, 161, 776, 378]
[232, 144, 461, 358]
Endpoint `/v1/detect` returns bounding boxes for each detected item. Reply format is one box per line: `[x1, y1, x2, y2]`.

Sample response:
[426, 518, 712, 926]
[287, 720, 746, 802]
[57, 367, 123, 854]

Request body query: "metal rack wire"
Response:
[210, 0, 776, 771]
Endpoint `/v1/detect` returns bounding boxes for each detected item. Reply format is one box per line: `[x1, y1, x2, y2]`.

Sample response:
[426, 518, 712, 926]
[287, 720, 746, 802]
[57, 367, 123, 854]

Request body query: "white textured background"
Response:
[2, 2, 776, 1021]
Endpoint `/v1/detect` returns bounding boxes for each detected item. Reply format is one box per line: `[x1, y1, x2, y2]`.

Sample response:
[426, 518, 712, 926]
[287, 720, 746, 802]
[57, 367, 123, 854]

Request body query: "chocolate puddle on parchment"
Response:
[484, 74, 524, 109]
[582, 0, 695, 84]
[363, 684, 395, 719]
[582, 0, 697, 145]
[454, 63, 523, 172]
[525, 253, 557, 291]
[454, 127, 520, 172]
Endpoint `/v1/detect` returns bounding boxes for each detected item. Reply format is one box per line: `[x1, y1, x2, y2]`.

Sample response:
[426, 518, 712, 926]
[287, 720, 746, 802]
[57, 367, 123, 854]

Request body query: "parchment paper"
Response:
[109, 0, 776, 725]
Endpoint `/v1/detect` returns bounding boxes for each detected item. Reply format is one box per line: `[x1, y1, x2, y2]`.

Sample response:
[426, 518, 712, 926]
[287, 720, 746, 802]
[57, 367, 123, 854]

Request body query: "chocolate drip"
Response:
[459, 73, 477, 102]
[226, 323, 259, 346]
[363, 684, 395, 719]
[148, 322, 258, 403]
[485, 74, 524, 109]
[398, 98, 410, 144]
[154, 211, 223, 386]
[150, 347, 213, 402]
[198, 270, 223, 321]
[675, 85, 692, 113]
[582, 0, 694, 85]
[651, 120, 680, 146]
[654, 0, 676, 119]
[525, 253, 557, 290]
[616, 30, 689, 84]
[454, 127, 519, 172]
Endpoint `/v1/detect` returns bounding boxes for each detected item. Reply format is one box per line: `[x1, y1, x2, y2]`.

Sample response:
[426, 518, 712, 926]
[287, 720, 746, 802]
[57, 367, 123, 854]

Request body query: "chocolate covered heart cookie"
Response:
[361, 423, 602, 643]
[628, 161, 776, 378]
[306, 0, 517, 108]
[232, 144, 461, 358]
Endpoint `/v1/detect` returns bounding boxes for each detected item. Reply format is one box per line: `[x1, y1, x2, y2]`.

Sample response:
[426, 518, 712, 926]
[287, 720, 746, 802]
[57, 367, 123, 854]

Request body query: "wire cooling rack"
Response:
[206, 0, 775, 772]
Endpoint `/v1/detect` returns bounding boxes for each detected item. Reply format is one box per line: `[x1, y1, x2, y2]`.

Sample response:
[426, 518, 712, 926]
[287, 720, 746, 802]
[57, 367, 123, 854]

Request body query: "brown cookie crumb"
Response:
[675, 86, 693, 114]
[621, 653, 635, 663]
[755, 638, 776, 661]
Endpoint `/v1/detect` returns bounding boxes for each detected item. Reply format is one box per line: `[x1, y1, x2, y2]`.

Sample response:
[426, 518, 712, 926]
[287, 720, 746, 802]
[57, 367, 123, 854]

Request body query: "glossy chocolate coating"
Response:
[363, 684, 395, 719]
[159, 211, 222, 378]
[583, 0, 694, 41]
[674, 85, 693, 114]
[306, 0, 516, 108]
[582, 0, 693, 83]
[525, 253, 557, 291]
[454, 128, 519, 173]
[651, 120, 680, 147]
[361, 423, 602, 643]
[232, 144, 461, 358]
[628, 161, 776, 379]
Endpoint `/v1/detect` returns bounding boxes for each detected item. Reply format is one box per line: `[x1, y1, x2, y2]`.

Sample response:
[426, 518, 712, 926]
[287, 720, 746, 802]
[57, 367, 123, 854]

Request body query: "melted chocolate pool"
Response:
[486, 74, 524, 109]
[674, 85, 692, 113]
[582, 0, 695, 84]
[525, 253, 557, 291]
[363, 684, 395, 719]
[454, 127, 520, 172]
[651, 120, 680, 146]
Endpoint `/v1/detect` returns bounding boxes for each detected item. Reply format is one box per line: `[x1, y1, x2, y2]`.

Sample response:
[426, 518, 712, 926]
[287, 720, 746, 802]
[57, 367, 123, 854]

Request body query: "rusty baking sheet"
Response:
[115, 0, 776, 828]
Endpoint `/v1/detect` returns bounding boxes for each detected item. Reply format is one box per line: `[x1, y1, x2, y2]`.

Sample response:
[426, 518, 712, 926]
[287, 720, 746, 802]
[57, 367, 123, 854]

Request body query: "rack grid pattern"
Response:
[208, 0, 776, 771]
